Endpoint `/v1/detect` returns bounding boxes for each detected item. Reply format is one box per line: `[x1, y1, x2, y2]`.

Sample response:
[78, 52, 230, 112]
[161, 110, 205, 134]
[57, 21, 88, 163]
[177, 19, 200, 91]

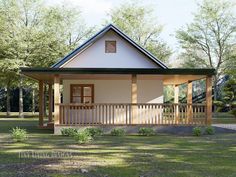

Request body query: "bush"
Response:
[138, 127, 155, 136]
[61, 128, 78, 136]
[205, 126, 215, 135]
[85, 127, 103, 137]
[111, 128, 125, 136]
[229, 109, 236, 118]
[11, 127, 28, 142]
[193, 127, 202, 136]
[73, 131, 93, 144]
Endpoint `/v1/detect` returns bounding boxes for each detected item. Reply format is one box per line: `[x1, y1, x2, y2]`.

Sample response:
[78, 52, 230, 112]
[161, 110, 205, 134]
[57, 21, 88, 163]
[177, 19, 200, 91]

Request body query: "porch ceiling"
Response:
[21, 67, 215, 85]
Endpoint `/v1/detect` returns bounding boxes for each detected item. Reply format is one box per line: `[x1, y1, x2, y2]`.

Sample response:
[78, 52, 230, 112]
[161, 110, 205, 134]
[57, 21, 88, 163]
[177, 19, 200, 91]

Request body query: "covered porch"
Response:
[21, 68, 214, 128]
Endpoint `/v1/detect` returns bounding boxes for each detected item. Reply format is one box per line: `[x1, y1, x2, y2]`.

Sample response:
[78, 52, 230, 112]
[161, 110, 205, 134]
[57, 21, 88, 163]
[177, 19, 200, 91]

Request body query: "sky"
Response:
[48, 0, 235, 54]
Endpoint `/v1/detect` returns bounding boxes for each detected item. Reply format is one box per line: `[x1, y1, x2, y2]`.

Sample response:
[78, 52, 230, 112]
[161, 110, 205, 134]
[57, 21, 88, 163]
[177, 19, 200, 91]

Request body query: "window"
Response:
[70, 84, 94, 104]
[105, 40, 116, 53]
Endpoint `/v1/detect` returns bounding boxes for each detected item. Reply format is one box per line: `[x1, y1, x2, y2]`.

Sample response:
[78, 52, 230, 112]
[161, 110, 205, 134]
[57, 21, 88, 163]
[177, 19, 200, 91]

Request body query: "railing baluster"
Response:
[112, 104, 115, 125]
[98, 104, 100, 124]
[71, 106, 73, 125]
[102, 104, 104, 125]
[56, 103, 207, 126]
[82, 105, 85, 125]
[59, 105, 61, 125]
[79, 105, 81, 125]
[59, 105, 61, 124]
[107, 104, 110, 125]
[160, 104, 162, 124]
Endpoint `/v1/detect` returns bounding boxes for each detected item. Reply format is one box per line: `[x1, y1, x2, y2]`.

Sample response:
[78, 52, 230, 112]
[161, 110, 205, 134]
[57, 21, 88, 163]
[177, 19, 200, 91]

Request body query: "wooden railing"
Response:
[58, 103, 207, 125]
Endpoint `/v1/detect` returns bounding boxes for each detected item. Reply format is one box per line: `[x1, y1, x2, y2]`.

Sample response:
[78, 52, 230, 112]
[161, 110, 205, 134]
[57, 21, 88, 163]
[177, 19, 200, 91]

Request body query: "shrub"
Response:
[138, 127, 155, 136]
[11, 127, 28, 142]
[229, 109, 236, 118]
[111, 128, 125, 136]
[193, 127, 202, 136]
[205, 126, 215, 135]
[85, 127, 103, 137]
[61, 128, 78, 136]
[73, 131, 93, 144]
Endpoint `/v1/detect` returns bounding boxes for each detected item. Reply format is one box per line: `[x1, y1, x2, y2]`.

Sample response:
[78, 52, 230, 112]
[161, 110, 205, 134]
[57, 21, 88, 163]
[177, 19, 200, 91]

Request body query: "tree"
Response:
[225, 46, 236, 78]
[107, 2, 172, 63]
[215, 79, 236, 117]
[0, 0, 26, 117]
[176, 0, 236, 102]
[0, 0, 93, 117]
[0, 60, 22, 116]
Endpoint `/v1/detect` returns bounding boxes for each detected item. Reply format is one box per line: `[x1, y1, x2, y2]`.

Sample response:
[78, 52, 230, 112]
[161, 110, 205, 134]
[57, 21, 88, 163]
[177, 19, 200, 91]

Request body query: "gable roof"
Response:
[51, 24, 168, 69]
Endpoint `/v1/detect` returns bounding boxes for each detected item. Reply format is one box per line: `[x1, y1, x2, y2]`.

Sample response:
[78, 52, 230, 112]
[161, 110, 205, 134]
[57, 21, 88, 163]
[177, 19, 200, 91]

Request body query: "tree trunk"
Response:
[6, 86, 11, 117]
[19, 75, 24, 118]
[213, 75, 218, 113]
[32, 88, 35, 115]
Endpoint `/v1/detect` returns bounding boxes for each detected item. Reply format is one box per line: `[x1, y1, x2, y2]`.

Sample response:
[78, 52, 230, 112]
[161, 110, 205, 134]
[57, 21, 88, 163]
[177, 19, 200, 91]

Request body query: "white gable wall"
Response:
[62, 30, 159, 68]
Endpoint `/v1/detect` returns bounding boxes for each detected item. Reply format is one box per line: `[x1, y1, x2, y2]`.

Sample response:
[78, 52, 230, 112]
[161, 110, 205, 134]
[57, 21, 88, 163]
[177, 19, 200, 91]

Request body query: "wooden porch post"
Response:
[54, 75, 60, 125]
[131, 74, 137, 124]
[174, 85, 179, 124]
[39, 80, 44, 127]
[187, 81, 193, 123]
[206, 76, 212, 125]
[48, 83, 53, 122]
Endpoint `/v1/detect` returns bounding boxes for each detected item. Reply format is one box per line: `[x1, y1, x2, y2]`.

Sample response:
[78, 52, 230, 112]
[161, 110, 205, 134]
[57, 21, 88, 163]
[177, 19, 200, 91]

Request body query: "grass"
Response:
[0, 116, 236, 177]
[212, 112, 236, 124]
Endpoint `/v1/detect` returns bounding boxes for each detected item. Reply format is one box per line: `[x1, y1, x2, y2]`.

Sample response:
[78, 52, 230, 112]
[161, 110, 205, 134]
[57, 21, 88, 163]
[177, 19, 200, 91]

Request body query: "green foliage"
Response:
[107, 2, 171, 63]
[229, 110, 236, 118]
[225, 50, 236, 78]
[61, 128, 78, 137]
[138, 127, 155, 136]
[85, 127, 103, 137]
[193, 127, 202, 136]
[205, 126, 215, 135]
[73, 131, 93, 144]
[176, 0, 236, 88]
[11, 127, 28, 142]
[215, 79, 236, 117]
[111, 128, 125, 136]
[164, 85, 174, 103]
[0, 0, 94, 114]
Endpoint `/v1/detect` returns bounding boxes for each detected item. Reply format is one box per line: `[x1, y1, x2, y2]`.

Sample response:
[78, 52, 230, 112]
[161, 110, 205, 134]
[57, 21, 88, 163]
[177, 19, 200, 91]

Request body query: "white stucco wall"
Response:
[62, 30, 159, 68]
[63, 80, 131, 104]
[62, 79, 163, 104]
[137, 80, 163, 103]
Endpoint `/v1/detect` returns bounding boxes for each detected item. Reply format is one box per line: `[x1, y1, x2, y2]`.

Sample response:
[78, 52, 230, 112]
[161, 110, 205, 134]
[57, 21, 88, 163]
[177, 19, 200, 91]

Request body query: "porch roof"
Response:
[20, 67, 215, 85]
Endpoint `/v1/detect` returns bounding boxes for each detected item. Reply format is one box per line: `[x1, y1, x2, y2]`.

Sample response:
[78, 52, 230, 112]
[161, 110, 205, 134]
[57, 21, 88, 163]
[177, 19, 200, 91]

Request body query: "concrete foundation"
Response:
[54, 125, 236, 135]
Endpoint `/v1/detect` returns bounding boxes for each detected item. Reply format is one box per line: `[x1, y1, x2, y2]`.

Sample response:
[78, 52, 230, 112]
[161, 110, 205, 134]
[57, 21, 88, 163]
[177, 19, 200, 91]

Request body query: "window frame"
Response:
[105, 40, 117, 53]
[70, 84, 94, 104]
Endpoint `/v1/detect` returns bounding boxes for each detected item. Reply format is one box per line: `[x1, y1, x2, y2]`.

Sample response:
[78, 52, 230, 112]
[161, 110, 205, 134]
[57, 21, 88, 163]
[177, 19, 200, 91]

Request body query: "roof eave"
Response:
[21, 67, 215, 76]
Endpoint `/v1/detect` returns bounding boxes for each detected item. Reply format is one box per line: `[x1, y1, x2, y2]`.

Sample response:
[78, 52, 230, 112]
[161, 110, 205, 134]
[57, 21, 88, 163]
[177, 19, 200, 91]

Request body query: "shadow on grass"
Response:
[1, 117, 236, 177]
[0, 112, 39, 118]
[2, 134, 236, 177]
[0, 118, 53, 134]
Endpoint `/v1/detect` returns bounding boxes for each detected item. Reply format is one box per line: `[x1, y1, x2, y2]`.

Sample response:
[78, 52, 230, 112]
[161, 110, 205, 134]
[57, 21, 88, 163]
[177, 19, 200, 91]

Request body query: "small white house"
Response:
[21, 24, 214, 132]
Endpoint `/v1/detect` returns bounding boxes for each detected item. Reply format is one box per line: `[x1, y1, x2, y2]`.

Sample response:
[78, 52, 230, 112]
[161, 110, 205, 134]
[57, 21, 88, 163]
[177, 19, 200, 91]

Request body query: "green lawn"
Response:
[0, 117, 236, 177]
[212, 112, 236, 124]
